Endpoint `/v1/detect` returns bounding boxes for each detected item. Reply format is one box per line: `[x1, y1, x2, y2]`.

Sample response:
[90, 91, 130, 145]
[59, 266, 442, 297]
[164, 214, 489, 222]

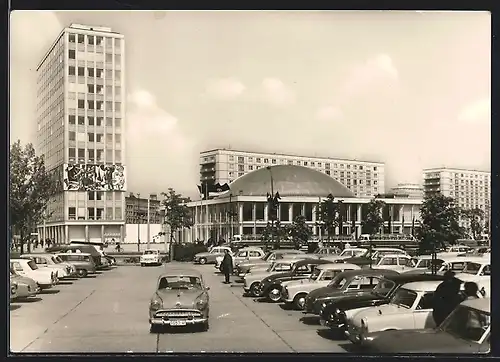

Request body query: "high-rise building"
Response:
[35, 24, 126, 244]
[422, 167, 491, 230]
[200, 148, 385, 198]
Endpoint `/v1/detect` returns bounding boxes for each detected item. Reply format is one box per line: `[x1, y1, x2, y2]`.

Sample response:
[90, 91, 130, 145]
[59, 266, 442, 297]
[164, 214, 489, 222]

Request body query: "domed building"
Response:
[182, 165, 423, 243]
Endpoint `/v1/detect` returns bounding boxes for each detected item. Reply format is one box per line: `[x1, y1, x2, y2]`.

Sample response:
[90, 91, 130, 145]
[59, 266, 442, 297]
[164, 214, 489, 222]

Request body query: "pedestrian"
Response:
[35, 239, 39, 249]
[40, 239, 44, 249]
[463, 281, 480, 300]
[432, 270, 463, 326]
[221, 249, 233, 284]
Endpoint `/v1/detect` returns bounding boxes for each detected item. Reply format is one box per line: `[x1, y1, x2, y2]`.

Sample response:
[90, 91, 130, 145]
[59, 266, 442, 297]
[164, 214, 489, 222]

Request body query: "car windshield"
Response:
[327, 275, 347, 288]
[309, 268, 322, 281]
[271, 263, 291, 272]
[263, 252, 273, 261]
[410, 258, 420, 268]
[372, 279, 396, 297]
[158, 276, 202, 290]
[463, 262, 482, 275]
[390, 288, 417, 309]
[440, 305, 490, 343]
[51, 256, 61, 264]
[55, 256, 64, 263]
[144, 250, 158, 255]
[27, 260, 38, 270]
[425, 259, 445, 271]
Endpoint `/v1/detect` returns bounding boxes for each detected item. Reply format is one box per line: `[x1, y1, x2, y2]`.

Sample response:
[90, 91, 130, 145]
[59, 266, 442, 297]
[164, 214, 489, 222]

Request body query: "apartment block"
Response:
[200, 148, 385, 198]
[35, 24, 126, 244]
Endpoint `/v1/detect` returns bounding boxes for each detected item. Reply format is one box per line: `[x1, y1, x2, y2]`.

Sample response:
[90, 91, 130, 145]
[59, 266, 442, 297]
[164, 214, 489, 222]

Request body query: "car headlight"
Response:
[195, 295, 208, 310]
[150, 297, 163, 311]
[322, 302, 327, 309]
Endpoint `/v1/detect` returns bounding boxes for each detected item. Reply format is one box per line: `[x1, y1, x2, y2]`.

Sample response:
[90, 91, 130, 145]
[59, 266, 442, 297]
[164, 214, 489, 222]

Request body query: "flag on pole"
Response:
[197, 183, 231, 200]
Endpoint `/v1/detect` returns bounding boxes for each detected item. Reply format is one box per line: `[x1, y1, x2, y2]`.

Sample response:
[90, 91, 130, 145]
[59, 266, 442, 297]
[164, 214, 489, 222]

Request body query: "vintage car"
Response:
[214, 247, 266, 270]
[55, 252, 97, 277]
[403, 256, 486, 276]
[337, 247, 409, 267]
[259, 259, 358, 302]
[360, 298, 490, 353]
[243, 258, 298, 296]
[10, 258, 58, 289]
[457, 246, 490, 257]
[281, 263, 361, 309]
[371, 254, 413, 273]
[438, 245, 473, 258]
[149, 267, 210, 332]
[140, 249, 163, 267]
[309, 247, 340, 259]
[193, 246, 233, 265]
[406, 255, 445, 272]
[454, 257, 490, 286]
[304, 269, 400, 316]
[235, 249, 305, 276]
[10, 276, 18, 301]
[21, 253, 75, 279]
[345, 279, 489, 345]
[10, 268, 39, 300]
[319, 248, 367, 262]
[48, 245, 103, 269]
[318, 273, 447, 333]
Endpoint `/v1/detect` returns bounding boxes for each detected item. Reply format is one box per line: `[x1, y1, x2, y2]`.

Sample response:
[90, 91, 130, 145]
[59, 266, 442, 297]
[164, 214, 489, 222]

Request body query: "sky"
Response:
[10, 11, 491, 198]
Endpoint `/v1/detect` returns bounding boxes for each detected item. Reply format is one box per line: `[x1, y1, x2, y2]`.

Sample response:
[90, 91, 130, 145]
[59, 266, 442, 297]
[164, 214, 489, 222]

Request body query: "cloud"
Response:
[458, 98, 490, 124]
[126, 89, 198, 194]
[343, 53, 399, 98]
[316, 106, 343, 122]
[204, 77, 246, 100]
[261, 77, 295, 106]
[10, 11, 63, 144]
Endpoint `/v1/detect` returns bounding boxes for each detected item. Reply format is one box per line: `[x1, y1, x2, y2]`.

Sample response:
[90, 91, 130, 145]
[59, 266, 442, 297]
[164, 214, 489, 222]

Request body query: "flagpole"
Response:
[205, 184, 209, 243]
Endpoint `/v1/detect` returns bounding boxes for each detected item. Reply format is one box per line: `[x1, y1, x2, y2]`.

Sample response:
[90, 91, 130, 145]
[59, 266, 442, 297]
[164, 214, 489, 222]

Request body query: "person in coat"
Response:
[432, 270, 463, 326]
[221, 249, 233, 284]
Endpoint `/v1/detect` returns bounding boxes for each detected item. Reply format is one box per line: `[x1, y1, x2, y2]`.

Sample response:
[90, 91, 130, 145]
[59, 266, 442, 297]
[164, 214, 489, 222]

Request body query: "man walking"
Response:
[432, 270, 463, 326]
[221, 249, 233, 284]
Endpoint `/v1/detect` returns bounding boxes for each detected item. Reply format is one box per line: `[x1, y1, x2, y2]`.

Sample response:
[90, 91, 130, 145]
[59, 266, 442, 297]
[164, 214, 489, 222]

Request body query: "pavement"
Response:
[10, 262, 351, 353]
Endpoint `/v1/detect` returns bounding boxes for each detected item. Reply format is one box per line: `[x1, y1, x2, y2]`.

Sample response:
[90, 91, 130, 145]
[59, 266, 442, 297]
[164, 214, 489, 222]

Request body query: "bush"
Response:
[173, 244, 208, 261]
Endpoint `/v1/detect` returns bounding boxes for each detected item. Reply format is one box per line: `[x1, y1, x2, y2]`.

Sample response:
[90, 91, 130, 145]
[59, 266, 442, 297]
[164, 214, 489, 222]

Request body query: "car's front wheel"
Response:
[267, 286, 282, 302]
[199, 258, 207, 265]
[293, 293, 308, 310]
[76, 269, 88, 278]
[249, 282, 261, 297]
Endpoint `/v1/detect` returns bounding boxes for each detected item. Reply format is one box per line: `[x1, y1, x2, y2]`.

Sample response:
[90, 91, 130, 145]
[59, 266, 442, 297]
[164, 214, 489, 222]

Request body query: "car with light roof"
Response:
[149, 267, 210, 332]
[403, 256, 487, 276]
[338, 247, 409, 267]
[235, 249, 305, 276]
[371, 254, 413, 273]
[360, 298, 490, 353]
[318, 273, 448, 334]
[321, 247, 368, 262]
[193, 246, 232, 265]
[259, 259, 358, 302]
[304, 269, 400, 316]
[214, 247, 266, 271]
[243, 258, 298, 297]
[10, 258, 58, 289]
[438, 245, 473, 258]
[454, 257, 490, 287]
[21, 253, 75, 279]
[140, 249, 163, 267]
[281, 263, 361, 309]
[345, 279, 489, 345]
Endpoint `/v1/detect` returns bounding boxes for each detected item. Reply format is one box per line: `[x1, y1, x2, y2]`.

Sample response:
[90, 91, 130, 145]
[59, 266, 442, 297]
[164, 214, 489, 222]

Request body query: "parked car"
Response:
[304, 269, 400, 316]
[10, 259, 58, 289]
[259, 259, 353, 302]
[360, 298, 490, 353]
[243, 258, 298, 297]
[319, 248, 368, 263]
[214, 247, 266, 270]
[438, 245, 473, 258]
[281, 263, 361, 309]
[309, 247, 340, 259]
[345, 278, 489, 345]
[140, 249, 163, 267]
[149, 267, 210, 332]
[404, 256, 487, 276]
[236, 249, 305, 276]
[338, 248, 409, 267]
[371, 254, 413, 273]
[454, 257, 490, 286]
[406, 255, 445, 272]
[193, 246, 232, 265]
[47, 245, 103, 269]
[10, 268, 39, 300]
[10, 277, 18, 301]
[55, 253, 97, 277]
[21, 253, 75, 279]
[457, 246, 490, 257]
[318, 273, 448, 334]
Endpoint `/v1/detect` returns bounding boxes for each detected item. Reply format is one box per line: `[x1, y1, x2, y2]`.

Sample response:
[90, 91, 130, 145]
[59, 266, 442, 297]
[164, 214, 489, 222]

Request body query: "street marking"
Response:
[217, 313, 230, 319]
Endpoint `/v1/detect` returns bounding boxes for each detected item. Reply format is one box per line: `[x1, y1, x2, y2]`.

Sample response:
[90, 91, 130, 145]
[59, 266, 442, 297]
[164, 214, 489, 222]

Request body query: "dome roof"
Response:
[228, 165, 355, 198]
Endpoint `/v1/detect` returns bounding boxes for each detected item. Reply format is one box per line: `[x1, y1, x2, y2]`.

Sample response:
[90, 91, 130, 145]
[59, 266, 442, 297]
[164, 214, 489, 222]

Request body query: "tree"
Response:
[361, 199, 386, 235]
[161, 188, 194, 261]
[289, 215, 313, 249]
[10, 141, 60, 253]
[316, 194, 339, 241]
[418, 194, 464, 253]
[461, 208, 485, 240]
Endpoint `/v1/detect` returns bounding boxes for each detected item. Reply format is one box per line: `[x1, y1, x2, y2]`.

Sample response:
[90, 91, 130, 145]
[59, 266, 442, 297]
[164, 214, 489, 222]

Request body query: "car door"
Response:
[316, 269, 337, 287]
[235, 250, 248, 264]
[413, 292, 436, 329]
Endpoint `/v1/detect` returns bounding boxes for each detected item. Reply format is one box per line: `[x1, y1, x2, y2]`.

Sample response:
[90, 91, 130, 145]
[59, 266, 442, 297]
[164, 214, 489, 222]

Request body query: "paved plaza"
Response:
[10, 263, 350, 353]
